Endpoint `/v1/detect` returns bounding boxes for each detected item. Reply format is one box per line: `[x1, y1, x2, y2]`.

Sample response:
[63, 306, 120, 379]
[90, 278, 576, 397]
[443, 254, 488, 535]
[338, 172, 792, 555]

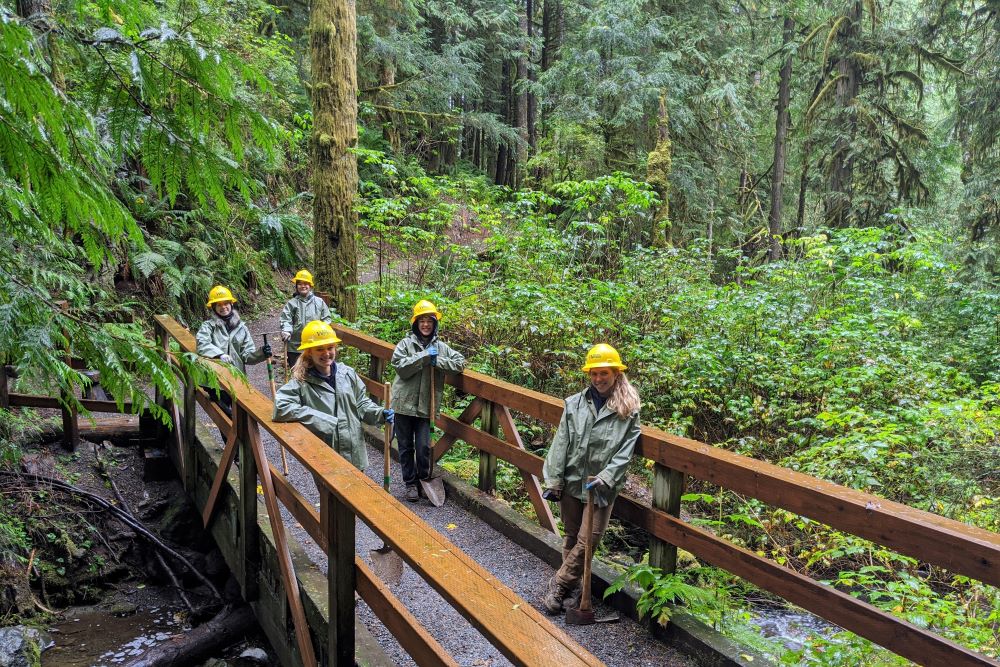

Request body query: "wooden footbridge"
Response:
[4, 314, 999, 667]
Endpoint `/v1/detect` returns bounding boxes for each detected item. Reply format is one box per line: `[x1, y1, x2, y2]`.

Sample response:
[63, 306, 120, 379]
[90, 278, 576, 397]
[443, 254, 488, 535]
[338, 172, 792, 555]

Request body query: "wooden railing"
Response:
[153, 315, 602, 667]
[332, 324, 1000, 667]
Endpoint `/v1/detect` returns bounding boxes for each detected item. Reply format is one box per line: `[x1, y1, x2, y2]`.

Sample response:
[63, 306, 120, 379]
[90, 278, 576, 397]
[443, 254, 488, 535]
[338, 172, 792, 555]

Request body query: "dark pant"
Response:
[201, 386, 232, 418]
[286, 349, 301, 370]
[395, 414, 431, 486]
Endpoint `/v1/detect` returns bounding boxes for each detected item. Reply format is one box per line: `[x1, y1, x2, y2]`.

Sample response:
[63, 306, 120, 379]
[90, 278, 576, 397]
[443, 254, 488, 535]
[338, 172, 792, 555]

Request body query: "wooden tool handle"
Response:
[383, 383, 392, 491]
[580, 489, 595, 612]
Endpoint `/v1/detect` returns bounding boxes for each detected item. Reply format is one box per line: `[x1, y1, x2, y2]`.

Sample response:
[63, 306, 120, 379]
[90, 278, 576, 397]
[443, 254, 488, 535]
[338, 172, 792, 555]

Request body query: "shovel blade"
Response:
[369, 545, 404, 586]
[418, 476, 446, 507]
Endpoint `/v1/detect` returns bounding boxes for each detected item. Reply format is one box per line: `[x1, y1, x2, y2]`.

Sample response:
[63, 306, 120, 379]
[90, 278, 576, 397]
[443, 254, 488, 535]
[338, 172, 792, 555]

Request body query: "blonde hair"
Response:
[292, 347, 337, 382]
[606, 372, 641, 419]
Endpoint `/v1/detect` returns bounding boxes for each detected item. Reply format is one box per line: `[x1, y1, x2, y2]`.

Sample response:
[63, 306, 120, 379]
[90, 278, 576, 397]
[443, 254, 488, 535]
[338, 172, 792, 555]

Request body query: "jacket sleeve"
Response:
[542, 401, 572, 490]
[196, 322, 225, 358]
[272, 381, 341, 440]
[596, 411, 641, 490]
[391, 339, 428, 379]
[350, 370, 385, 426]
[241, 328, 267, 365]
[279, 300, 294, 335]
[436, 342, 466, 374]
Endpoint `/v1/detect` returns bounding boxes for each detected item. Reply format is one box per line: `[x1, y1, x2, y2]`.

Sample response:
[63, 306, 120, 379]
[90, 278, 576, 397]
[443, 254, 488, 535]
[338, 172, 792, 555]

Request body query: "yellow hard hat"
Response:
[581, 343, 627, 372]
[292, 269, 314, 286]
[410, 299, 443, 324]
[206, 285, 237, 307]
[298, 320, 342, 351]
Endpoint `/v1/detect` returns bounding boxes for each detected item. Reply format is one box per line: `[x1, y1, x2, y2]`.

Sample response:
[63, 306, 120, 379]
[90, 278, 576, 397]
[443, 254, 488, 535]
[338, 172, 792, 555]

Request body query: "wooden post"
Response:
[182, 372, 197, 492]
[324, 488, 355, 667]
[648, 463, 685, 574]
[0, 362, 9, 410]
[59, 302, 78, 451]
[236, 407, 260, 600]
[368, 355, 386, 384]
[478, 401, 498, 494]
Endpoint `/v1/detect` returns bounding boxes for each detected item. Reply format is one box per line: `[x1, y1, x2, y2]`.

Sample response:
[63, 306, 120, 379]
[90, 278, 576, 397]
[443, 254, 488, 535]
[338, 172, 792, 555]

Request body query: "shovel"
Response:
[370, 383, 404, 585]
[418, 360, 446, 507]
[566, 484, 597, 626]
[262, 332, 288, 475]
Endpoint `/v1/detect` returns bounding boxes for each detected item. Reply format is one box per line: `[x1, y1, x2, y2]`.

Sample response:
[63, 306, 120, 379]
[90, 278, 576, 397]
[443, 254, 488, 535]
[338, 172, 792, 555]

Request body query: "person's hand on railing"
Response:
[383, 408, 394, 425]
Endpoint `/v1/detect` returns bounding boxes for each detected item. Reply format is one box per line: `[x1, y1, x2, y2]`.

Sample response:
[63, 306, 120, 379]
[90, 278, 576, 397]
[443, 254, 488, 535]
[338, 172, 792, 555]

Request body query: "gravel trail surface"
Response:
[193, 308, 695, 667]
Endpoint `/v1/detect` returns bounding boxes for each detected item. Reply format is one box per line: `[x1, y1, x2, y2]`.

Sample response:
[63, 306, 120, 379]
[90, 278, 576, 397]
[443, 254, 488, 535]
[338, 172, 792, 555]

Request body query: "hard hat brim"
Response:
[298, 336, 342, 351]
[410, 310, 443, 324]
[206, 297, 237, 307]
[581, 362, 627, 372]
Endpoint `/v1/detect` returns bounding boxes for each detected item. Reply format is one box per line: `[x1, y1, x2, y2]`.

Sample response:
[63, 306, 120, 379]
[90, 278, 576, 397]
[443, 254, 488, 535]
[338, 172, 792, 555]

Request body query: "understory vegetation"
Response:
[3, 0, 1000, 664]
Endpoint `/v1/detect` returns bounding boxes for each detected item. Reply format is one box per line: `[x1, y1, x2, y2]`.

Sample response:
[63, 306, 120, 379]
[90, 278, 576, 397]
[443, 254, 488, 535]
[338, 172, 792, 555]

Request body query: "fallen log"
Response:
[122, 604, 257, 667]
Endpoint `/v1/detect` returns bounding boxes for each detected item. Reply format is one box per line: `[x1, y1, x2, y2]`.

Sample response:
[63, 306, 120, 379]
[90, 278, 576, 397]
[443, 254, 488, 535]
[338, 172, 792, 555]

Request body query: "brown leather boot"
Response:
[541, 576, 572, 614]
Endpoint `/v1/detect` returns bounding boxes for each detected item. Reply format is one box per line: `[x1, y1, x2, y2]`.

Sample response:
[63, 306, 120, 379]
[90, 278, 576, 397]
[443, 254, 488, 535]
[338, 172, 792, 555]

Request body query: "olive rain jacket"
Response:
[390, 332, 466, 418]
[272, 364, 386, 470]
[280, 290, 333, 350]
[195, 311, 268, 374]
[542, 389, 641, 508]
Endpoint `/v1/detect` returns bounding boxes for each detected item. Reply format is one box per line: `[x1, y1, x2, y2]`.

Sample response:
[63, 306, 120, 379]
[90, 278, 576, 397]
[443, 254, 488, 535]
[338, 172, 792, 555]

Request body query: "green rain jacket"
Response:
[542, 389, 641, 508]
[279, 291, 332, 350]
[272, 363, 385, 470]
[195, 311, 268, 374]
[390, 332, 465, 418]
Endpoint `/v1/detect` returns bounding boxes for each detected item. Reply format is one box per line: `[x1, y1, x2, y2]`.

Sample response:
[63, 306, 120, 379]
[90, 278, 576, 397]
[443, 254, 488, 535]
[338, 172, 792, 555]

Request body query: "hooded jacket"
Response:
[280, 290, 333, 349]
[272, 363, 385, 470]
[542, 388, 640, 508]
[195, 311, 268, 374]
[390, 324, 465, 418]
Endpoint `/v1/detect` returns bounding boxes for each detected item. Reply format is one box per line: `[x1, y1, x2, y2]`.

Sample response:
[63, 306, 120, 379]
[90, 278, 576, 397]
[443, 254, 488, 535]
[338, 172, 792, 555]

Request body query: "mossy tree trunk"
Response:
[646, 92, 672, 247]
[768, 16, 794, 261]
[311, 0, 359, 320]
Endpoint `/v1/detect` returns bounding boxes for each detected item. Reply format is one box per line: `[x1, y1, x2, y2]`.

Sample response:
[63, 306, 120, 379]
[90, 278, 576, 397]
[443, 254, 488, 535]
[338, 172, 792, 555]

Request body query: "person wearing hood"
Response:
[195, 285, 272, 415]
[540, 343, 641, 615]
[272, 320, 392, 470]
[390, 300, 466, 502]
[280, 269, 332, 369]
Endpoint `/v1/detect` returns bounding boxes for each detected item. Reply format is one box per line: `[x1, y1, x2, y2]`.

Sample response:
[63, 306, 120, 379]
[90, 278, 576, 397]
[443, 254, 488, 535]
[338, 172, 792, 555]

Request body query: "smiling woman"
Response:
[541, 343, 641, 615]
[272, 321, 392, 470]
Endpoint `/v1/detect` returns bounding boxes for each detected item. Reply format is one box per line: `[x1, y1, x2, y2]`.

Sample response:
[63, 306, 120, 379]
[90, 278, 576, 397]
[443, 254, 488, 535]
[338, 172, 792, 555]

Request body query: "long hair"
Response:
[292, 348, 332, 382]
[606, 372, 641, 419]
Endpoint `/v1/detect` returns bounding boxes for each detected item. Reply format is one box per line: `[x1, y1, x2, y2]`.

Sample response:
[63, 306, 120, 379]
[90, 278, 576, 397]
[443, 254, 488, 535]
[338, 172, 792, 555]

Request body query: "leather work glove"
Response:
[541, 488, 562, 502]
[280, 331, 291, 341]
[219, 354, 233, 364]
[261, 342, 273, 358]
[383, 408, 395, 425]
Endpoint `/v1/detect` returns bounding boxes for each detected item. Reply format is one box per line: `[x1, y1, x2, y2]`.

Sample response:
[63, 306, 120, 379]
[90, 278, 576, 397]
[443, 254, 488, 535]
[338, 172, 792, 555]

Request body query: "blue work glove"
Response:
[383, 408, 394, 425]
[585, 477, 605, 490]
[426, 344, 438, 366]
[261, 342, 273, 357]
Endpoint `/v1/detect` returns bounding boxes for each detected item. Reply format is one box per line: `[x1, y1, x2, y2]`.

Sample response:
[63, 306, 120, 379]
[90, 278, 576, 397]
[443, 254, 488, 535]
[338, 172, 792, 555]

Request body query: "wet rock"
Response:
[19, 452, 55, 477]
[110, 601, 137, 616]
[236, 647, 269, 664]
[198, 659, 229, 667]
[0, 626, 52, 667]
